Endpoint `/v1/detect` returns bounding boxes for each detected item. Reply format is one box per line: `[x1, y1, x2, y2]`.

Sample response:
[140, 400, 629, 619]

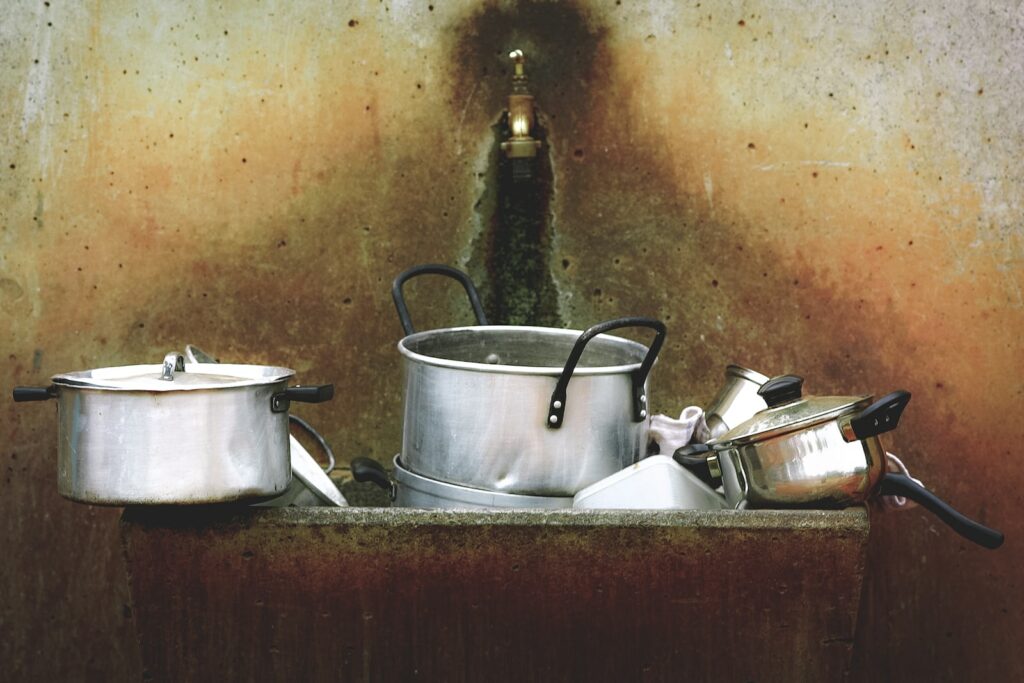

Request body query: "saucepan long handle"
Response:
[392, 264, 488, 336]
[547, 317, 667, 429]
[878, 473, 1003, 549]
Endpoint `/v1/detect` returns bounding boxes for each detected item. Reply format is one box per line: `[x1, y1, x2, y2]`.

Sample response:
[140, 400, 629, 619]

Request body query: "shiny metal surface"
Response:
[399, 325, 652, 495]
[54, 361, 296, 391]
[714, 419, 886, 507]
[705, 365, 770, 438]
[721, 394, 870, 446]
[256, 436, 347, 507]
[55, 382, 292, 504]
[392, 456, 573, 509]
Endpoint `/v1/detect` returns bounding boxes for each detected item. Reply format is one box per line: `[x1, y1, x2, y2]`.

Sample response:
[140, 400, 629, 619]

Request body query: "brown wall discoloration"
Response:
[2, 0, 1022, 680]
[122, 507, 869, 682]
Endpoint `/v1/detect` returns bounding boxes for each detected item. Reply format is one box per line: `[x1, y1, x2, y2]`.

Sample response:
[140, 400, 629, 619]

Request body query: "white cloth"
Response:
[648, 406, 711, 456]
[880, 452, 922, 510]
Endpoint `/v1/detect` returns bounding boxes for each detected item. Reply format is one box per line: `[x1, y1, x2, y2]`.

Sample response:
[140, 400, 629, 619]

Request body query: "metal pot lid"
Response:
[714, 375, 871, 446]
[52, 352, 295, 392]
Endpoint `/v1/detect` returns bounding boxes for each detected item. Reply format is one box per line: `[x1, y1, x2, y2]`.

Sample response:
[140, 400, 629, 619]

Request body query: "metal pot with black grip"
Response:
[393, 264, 667, 496]
[12, 351, 334, 505]
[675, 375, 1003, 549]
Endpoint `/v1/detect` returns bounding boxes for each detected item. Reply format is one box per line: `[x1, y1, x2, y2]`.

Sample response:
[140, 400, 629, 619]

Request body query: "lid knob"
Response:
[160, 352, 186, 381]
[758, 374, 804, 408]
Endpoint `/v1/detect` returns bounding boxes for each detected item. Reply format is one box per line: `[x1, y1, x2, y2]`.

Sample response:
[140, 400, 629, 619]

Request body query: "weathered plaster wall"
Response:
[1, 1, 1021, 680]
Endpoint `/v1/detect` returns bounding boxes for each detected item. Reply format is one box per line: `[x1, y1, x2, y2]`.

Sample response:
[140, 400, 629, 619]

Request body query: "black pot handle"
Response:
[13, 386, 57, 402]
[878, 473, 1003, 550]
[350, 457, 396, 499]
[271, 384, 335, 413]
[848, 390, 912, 440]
[547, 317, 667, 429]
[673, 443, 721, 488]
[392, 264, 488, 336]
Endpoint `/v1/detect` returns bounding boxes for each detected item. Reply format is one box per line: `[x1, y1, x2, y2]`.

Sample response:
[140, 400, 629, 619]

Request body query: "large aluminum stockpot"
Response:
[351, 456, 574, 509]
[13, 352, 334, 505]
[393, 265, 667, 496]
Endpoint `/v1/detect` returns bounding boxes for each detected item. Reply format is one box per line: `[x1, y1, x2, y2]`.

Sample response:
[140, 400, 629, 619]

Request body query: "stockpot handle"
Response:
[350, 457, 396, 500]
[271, 384, 335, 413]
[547, 317, 667, 429]
[392, 264, 488, 336]
[13, 385, 57, 402]
[878, 473, 1004, 549]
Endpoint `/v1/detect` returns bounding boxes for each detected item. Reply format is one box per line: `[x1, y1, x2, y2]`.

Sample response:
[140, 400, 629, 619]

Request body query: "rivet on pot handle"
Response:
[271, 384, 335, 413]
[547, 317, 667, 429]
[843, 390, 912, 441]
[13, 385, 58, 402]
[392, 264, 489, 336]
[351, 457, 396, 500]
[160, 352, 186, 381]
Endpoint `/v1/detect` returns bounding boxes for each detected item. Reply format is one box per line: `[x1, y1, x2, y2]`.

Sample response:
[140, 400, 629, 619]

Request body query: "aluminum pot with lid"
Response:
[393, 264, 667, 496]
[676, 375, 1003, 549]
[13, 351, 334, 505]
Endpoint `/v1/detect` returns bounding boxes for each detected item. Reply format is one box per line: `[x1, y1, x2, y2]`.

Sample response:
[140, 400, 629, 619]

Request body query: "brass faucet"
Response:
[501, 49, 542, 181]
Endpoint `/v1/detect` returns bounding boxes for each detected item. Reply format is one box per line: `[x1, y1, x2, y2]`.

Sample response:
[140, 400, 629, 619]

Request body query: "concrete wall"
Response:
[2, 1, 1020, 679]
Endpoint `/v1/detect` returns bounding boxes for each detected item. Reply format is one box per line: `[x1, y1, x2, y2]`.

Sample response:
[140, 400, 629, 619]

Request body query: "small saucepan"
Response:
[676, 375, 1003, 549]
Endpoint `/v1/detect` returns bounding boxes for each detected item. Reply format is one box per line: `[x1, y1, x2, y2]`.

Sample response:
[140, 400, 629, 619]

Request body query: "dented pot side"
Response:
[55, 383, 292, 505]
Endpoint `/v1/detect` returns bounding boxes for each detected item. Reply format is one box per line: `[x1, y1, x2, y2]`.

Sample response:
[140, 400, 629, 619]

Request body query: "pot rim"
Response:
[397, 325, 650, 376]
[725, 364, 770, 384]
[712, 394, 873, 447]
[393, 456, 574, 507]
[52, 362, 295, 392]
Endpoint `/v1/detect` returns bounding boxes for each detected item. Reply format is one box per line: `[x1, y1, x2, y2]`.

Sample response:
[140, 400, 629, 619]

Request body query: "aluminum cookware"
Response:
[704, 364, 769, 438]
[256, 418, 348, 508]
[572, 455, 727, 510]
[392, 264, 666, 496]
[676, 374, 1003, 549]
[351, 456, 574, 509]
[182, 345, 347, 507]
[13, 351, 334, 505]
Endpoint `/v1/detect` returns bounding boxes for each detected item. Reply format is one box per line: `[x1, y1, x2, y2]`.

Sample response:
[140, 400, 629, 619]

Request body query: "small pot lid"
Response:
[713, 374, 871, 446]
[52, 352, 295, 392]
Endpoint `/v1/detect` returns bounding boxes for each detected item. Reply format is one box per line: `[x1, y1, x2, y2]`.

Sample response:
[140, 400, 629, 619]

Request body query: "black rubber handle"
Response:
[13, 386, 57, 402]
[672, 443, 720, 488]
[850, 390, 912, 440]
[350, 457, 395, 498]
[284, 385, 335, 403]
[757, 375, 804, 408]
[547, 317, 667, 429]
[392, 264, 488, 336]
[270, 384, 335, 413]
[878, 473, 1004, 550]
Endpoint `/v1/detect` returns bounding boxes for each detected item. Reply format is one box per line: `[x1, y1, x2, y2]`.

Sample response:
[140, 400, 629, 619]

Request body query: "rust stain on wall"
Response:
[1, 1, 1022, 680]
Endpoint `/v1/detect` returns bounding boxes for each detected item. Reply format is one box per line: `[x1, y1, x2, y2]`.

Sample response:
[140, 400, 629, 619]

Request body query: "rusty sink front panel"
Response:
[121, 507, 868, 682]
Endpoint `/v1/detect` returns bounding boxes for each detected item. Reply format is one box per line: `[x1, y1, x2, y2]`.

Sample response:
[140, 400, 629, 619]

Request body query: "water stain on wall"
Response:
[447, 1, 609, 327]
